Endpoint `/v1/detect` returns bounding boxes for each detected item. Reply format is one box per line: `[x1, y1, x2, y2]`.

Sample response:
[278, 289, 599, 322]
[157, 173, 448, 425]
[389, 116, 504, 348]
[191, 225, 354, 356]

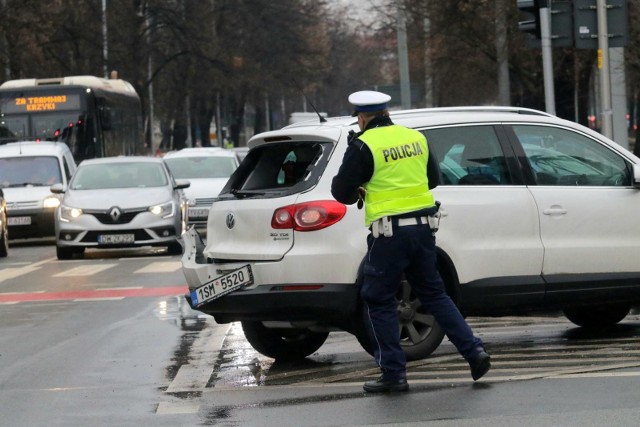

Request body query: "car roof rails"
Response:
[390, 106, 554, 118]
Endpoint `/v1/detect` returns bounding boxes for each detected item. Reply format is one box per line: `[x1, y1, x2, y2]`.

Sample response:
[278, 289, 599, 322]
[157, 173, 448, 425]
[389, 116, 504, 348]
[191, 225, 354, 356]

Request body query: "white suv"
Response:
[181, 107, 640, 361]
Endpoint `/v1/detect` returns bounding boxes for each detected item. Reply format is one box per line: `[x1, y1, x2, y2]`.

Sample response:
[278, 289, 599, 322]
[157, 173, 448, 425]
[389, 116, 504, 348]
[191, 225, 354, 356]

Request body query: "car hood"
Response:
[63, 187, 175, 209]
[182, 178, 228, 200]
[2, 186, 54, 203]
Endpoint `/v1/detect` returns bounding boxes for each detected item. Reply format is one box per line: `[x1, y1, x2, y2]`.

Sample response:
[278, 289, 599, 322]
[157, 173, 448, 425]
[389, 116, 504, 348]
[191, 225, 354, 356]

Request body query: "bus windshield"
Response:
[0, 113, 85, 141]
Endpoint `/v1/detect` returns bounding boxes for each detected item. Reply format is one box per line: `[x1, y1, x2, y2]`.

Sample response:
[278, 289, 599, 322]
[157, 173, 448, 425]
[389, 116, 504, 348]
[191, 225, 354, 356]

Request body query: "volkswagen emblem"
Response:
[109, 207, 121, 221]
[225, 212, 235, 229]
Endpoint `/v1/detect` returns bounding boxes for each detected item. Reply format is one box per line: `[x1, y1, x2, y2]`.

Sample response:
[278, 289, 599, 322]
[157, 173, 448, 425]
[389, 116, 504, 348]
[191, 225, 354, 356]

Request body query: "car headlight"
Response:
[149, 201, 175, 218]
[59, 205, 83, 222]
[44, 196, 61, 209]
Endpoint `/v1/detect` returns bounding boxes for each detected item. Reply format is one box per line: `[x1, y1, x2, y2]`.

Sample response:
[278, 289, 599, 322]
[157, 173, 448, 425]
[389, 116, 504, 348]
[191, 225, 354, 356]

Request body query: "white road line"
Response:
[158, 320, 231, 415]
[155, 402, 200, 415]
[0, 290, 45, 295]
[0, 257, 54, 283]
[134, 262, 182, 274]
[165, 320, 230, 393]
[53, 264, 116, 277]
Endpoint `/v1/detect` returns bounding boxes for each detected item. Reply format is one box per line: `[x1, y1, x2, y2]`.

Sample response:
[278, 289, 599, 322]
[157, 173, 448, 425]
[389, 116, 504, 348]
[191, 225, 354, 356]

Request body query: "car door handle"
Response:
[542, 206, 567, 216]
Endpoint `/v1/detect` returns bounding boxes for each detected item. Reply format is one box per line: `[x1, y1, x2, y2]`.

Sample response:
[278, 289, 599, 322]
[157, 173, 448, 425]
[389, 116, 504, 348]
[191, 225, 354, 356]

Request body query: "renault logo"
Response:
[225, 212, 235, 229]
[109, 207, 121, 221]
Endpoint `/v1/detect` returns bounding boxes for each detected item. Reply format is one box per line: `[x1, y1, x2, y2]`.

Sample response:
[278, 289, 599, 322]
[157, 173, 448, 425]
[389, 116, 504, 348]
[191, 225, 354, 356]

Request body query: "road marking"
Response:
[73, 297, 125, 302]
[53, 264, 116, 277]
[156, 402, 200, 415]
[134, 261, 181, 273]
[158, 320, 230, 416]
[0, 257, 54, 283]
[0, 286, 187, 303]
[166, 320, 229, 393]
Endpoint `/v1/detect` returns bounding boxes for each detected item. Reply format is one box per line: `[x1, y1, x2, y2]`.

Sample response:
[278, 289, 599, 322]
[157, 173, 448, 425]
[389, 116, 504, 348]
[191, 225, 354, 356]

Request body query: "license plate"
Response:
[8, 216, 31, 226]
[98, 233, 135, 244]
[190, 264, 253, 307]
[188, 207, 209, 219]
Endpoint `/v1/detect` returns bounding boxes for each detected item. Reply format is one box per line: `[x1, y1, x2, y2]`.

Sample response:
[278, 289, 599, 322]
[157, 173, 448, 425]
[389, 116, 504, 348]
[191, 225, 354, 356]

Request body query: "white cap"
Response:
[348, 90, 391, 116]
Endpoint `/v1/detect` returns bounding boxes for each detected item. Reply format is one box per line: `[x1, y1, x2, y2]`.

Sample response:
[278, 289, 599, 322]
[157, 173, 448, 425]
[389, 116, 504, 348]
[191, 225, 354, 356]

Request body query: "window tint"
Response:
[512, 125, 631, 186]
[422, 125, 511, 185]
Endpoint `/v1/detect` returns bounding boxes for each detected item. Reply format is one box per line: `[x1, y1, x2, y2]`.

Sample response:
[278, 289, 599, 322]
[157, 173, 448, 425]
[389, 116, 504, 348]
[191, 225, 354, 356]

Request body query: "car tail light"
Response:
[271, 200, 347, 231]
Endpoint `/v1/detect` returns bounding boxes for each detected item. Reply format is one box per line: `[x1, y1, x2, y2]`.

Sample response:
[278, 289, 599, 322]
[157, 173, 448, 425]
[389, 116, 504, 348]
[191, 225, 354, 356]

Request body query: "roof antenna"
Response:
[292, 77, 326, 123]
[306, 96, 327, 123]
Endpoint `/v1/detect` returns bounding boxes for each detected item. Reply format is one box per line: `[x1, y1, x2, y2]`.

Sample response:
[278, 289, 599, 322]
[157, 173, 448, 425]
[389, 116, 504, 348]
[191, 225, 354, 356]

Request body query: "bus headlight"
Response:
[149, 201, 174, 218]
[60, 205, 83, 222]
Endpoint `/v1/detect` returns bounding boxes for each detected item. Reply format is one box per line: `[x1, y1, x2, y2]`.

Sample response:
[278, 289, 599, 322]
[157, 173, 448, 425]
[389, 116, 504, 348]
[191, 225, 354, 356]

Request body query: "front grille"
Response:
[85, 208, 146, 224]
[8, 200, 39, 209]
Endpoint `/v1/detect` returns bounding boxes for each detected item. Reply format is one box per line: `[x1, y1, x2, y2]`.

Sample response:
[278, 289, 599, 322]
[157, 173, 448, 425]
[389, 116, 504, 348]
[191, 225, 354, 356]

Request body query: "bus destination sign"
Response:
[1, 94, 82, 113]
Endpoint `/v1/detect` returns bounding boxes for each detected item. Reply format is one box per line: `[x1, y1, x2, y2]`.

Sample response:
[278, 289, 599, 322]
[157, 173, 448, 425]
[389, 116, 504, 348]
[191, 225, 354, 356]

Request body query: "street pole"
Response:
[539, 1, 556, 115]
[101, 0, 108, 78]
[597, 0, 613, 139]
[397, 2, 411, 109]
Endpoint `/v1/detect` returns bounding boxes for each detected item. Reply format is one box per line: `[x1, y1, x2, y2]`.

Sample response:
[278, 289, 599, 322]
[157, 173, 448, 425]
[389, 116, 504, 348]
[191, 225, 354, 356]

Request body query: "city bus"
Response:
[0, 75, 144, 162]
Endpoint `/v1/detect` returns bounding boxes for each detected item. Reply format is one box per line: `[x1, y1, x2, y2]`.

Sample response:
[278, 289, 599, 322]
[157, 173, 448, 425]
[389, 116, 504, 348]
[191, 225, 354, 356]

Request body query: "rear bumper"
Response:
[184, 282, 359, 324]
[181, 227, 360, 325]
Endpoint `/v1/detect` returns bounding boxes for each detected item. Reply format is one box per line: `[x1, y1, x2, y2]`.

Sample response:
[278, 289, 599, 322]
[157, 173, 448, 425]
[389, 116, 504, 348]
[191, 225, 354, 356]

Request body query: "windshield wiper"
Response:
[7, 182, 44, 187]
[230, 189, 265, 198]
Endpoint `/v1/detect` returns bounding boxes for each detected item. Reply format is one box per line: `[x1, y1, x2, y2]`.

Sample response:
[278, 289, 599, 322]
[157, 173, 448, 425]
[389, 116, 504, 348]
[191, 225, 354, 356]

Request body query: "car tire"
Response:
[56, 245, 83, 260]
[563, 304, 631, 328]
[353, 277, 446, 361]
[0, 223, 8, 258]
[167, 241, 183, 255]
[240, 321, 329, 361]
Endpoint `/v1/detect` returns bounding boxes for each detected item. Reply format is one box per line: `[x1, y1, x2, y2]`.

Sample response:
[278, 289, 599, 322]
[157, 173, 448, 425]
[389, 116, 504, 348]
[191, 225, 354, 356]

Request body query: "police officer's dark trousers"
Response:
[361, 222, 484, 379]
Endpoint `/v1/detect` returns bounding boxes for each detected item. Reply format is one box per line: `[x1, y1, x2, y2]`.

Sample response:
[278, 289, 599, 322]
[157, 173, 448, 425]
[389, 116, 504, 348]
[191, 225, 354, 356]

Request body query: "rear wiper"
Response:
[230, 189, 265, 198]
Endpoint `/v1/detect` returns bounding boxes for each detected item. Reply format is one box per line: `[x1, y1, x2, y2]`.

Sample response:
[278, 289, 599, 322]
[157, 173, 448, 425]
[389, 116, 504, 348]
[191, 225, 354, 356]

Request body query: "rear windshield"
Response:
[219, 141, 333, 199]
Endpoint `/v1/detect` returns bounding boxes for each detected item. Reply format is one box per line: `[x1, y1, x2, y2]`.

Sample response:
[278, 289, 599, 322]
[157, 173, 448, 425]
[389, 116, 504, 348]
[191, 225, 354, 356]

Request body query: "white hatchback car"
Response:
[181, 106, 640, 361]
[53, 156, 189, 259]
[163, 147, 239, 230]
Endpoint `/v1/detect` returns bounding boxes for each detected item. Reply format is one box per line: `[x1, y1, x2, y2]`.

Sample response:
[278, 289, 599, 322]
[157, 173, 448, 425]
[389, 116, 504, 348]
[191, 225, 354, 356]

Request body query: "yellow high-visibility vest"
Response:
[360, 125, 435, 226]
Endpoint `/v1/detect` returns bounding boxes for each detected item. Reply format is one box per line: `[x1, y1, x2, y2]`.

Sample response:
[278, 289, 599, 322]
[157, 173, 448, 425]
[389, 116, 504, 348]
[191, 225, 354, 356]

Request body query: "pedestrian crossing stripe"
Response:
[54, 264, 116, 277]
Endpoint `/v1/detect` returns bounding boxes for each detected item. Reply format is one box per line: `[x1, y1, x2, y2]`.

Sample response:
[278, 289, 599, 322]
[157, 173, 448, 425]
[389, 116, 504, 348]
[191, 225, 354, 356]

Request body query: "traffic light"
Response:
[517, 0, 542, 40]
[517, 0, 573, 48]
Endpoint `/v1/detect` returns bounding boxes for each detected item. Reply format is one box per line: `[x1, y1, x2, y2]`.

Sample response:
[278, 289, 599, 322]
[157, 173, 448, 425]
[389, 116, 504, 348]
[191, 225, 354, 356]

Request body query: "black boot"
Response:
[363, 375, 409, 393]
[469, 351, 491, 381]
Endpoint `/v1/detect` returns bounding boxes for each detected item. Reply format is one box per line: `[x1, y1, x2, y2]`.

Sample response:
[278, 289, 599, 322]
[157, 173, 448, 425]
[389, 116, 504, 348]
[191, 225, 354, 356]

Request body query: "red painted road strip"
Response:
[0, 286, 188, 303]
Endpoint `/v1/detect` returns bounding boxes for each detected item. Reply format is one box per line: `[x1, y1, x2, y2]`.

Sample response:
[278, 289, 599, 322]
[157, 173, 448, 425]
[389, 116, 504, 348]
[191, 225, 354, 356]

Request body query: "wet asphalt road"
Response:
[2, 241, 640, 426]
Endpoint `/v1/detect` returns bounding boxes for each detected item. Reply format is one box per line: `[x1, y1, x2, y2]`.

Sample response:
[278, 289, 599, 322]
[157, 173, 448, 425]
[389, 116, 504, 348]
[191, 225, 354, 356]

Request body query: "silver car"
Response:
[163, 147, 238, 230]
[53, 156, 189, 260]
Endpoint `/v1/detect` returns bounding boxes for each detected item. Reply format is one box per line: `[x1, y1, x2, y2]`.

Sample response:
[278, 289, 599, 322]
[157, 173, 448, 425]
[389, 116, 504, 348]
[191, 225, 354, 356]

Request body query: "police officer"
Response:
[331, 90, 491, 393]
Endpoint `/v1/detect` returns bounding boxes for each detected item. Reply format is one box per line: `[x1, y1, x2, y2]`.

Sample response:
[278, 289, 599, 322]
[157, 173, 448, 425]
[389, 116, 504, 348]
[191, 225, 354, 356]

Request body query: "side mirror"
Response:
[174, 179, 190, 189]
[633, 164, 640, 188]
[50, 183, 66, 194]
